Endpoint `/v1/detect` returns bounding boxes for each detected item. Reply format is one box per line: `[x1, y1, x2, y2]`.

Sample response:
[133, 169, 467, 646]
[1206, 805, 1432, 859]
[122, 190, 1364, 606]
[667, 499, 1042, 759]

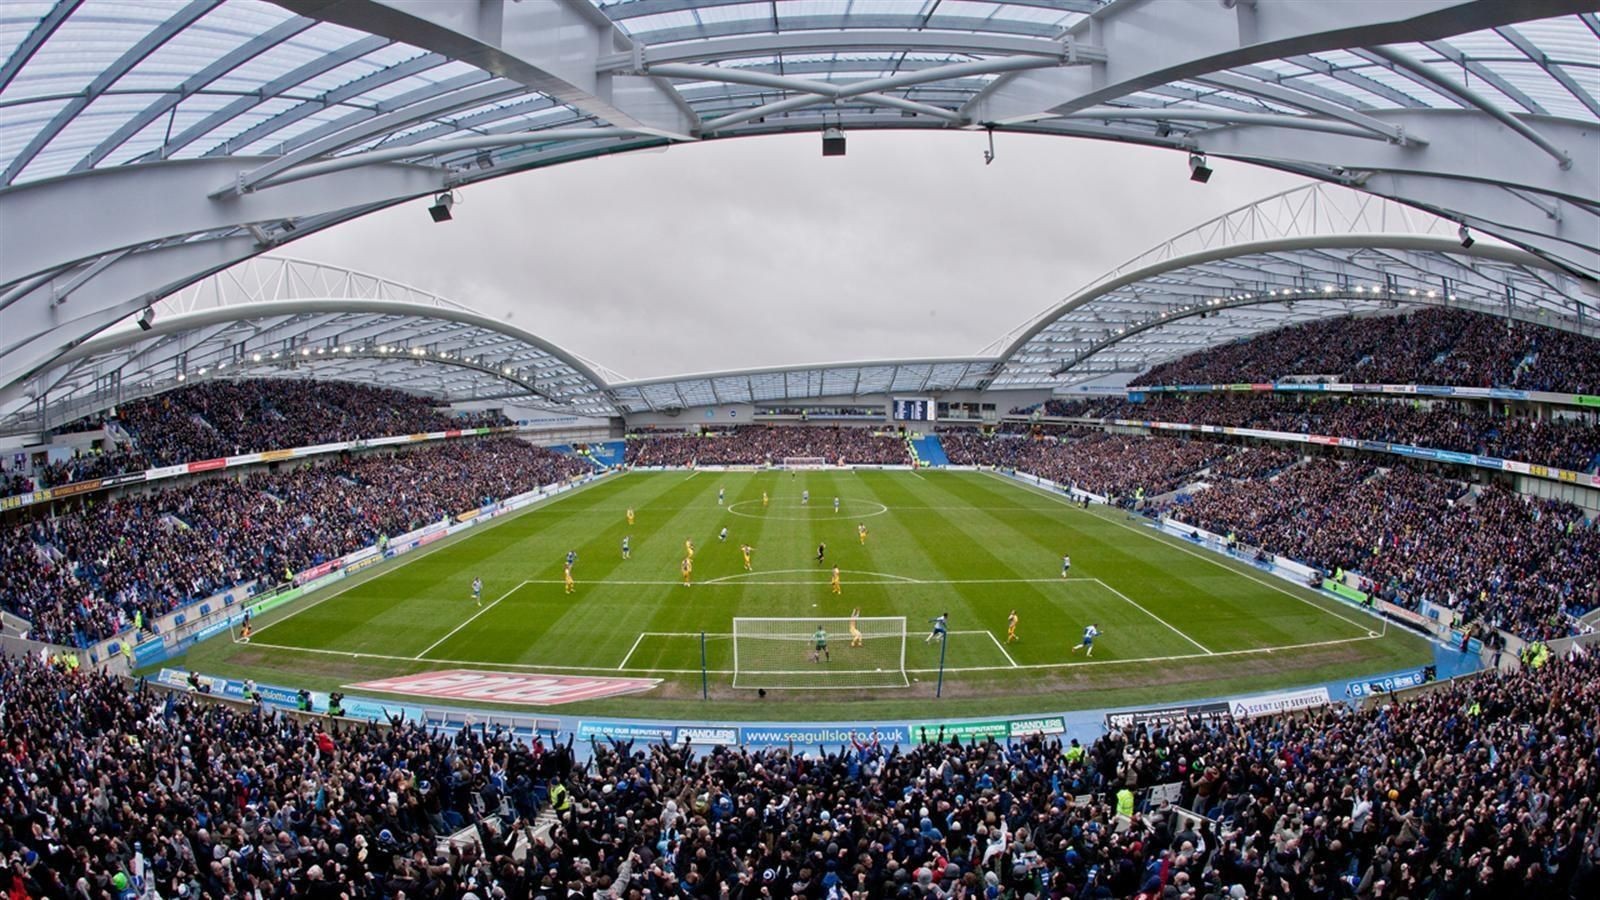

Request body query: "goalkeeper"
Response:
[811, 625, 831, 662]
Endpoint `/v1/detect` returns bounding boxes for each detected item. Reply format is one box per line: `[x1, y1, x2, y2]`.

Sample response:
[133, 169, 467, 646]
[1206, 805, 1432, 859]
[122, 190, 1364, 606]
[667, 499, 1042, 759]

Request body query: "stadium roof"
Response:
[609, 358, 1001, 413]
[2, 258, 619, 431]
[2, 0, 1597, 417]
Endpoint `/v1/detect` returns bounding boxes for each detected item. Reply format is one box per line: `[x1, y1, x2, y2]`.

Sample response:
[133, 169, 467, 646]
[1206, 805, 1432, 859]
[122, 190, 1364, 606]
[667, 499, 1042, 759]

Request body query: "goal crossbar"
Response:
[780, 456, 829, 469]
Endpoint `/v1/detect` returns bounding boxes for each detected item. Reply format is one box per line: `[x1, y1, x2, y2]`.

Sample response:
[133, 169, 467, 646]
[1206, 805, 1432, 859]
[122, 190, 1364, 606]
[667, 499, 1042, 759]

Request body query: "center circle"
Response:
[727, 497, 890, 520]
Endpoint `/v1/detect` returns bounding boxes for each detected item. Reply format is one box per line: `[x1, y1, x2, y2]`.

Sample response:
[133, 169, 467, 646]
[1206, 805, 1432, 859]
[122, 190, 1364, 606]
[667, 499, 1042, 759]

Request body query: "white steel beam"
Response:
[0, 235, 263, 399]
[663, 55, 1066, 132]
[1364, 45, 1572, 168]
[0, 157, 444, 288]
[271, 0, 697, 140]
[967, 0, 1592, 125]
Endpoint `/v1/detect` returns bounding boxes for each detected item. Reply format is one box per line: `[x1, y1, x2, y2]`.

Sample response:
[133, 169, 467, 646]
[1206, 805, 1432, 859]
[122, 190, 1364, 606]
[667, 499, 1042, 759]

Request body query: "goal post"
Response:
[732, 616, 908, 689]
[780, 456, 829, 469]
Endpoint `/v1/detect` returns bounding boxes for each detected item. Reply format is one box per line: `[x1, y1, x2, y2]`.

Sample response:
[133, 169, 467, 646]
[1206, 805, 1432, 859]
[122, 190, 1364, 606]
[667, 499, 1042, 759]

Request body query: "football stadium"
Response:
[2, 1, 1599, 898]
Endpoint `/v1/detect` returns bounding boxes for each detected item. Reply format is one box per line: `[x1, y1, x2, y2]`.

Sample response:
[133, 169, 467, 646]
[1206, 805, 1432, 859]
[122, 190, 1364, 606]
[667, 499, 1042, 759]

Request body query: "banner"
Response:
[740, 724, 912, 747]
[1345, 668, 1430, 698]
[1322, 579, 1368, 604]
[1227, 687, 1330, 719]
[1105, 701, 1231, 730]
[918, 720, 1011, 742]
[673, 726, 739, 746]
[577, 720, 676, 742]
[1006, 715, 1067, 736]
[1376, 598, 1430, 629]
[294, 558, 343, 586]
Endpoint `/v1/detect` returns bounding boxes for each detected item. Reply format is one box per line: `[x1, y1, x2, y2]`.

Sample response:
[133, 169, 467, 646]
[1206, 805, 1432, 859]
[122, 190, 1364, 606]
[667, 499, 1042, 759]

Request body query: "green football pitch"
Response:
[182, 469, 1432, 720]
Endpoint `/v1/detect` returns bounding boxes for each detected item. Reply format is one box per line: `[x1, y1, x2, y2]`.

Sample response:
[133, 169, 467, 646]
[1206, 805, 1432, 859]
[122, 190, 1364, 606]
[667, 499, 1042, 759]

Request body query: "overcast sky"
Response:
[289, 131, 1308, 381]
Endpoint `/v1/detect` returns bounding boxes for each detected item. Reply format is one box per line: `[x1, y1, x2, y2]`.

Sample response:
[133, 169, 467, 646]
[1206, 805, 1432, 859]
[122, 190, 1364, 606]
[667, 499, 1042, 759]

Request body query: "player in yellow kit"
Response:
[563, 563, 575, 594]
[740, 543, 754, 571]
[684, 538, 695, 560]
[681, 555, 693, 587]
[858, 523, 868, 545]
[762, 491, 769, 508]
[849, 608, 864, 647]
[1006, 609, 1019, 643]
[626, 507, 635, 525]
[830, 565, 842, 595]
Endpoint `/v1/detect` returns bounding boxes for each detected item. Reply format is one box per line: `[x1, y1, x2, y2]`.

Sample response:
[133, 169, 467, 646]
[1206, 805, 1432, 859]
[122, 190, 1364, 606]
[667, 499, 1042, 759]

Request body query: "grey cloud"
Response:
[288, 131, 1307, 380]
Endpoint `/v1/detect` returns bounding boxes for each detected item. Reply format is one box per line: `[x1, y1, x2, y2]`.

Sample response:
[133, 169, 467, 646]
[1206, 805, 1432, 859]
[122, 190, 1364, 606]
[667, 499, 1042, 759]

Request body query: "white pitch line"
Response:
[925, 633, 1376, 673]
[521, 576, 1098, 586]
[617, 632, 646, 670]
[909, 470, 927, 481]
[414, 580, 528, 660]
[1092, 577, 1214, 655]
[704, 567, 919, 584]
[986, 630, 1020, 667]
[242, 631, 1378, 677]
[985, 471, 1377, 636]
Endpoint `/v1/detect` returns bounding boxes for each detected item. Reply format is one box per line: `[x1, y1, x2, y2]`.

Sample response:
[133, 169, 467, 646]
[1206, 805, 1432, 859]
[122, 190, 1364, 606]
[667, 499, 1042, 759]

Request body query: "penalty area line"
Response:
[414, 580, 529, 660]
[617, 633, 646, 670]
[1091, 577, 1214, 655]
[986, 630, 1020, 668]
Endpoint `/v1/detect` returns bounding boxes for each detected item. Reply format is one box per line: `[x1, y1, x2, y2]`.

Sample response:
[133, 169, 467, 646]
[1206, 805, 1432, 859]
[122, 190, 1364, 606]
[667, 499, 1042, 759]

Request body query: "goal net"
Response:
[733, 617, 908, 689]
[780, 456, 829, 469]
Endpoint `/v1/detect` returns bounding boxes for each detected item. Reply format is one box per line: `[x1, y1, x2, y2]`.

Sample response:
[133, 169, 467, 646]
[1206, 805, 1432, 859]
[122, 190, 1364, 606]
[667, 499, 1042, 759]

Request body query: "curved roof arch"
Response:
[994, 235, 1595, 388]
[2, 0, 1598, 398]
[2, 289, 619, 433]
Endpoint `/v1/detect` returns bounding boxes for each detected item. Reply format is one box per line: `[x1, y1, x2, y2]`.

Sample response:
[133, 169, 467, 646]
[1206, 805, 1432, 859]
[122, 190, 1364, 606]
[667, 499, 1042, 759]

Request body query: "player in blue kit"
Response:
[1071, 623, 1100, 657]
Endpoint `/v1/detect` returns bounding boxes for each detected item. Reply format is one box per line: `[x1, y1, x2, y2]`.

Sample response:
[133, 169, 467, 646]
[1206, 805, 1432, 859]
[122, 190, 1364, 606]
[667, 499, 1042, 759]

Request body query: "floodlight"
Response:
[822, 127, 846, 157]
[1188, 152, 1212, 183]
[1458, 224, 1474, 248]
[137, 306, 154, 331]
[428, 191, 455, 222]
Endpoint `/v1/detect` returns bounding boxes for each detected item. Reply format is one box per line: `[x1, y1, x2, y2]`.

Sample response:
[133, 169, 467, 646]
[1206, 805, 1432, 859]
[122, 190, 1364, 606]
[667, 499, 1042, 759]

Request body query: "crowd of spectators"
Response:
[939, 431, 1234, 500]
[1205, 447, 1299, 482]
[118, 379, 511, 468]
[1028, 394, 1600, 473]
[1132, 309, 1600, 392]
[1163, 459, 1600, 641]
[4, 644, 1600, 899]
[1, 381, 514, 498]
[31, 447, 153, 489]
[0, 438, 587, 647]
[625, 427, 910, 467]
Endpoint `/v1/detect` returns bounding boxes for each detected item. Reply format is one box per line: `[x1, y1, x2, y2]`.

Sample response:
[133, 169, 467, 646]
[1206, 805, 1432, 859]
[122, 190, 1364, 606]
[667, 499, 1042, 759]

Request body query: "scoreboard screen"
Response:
[892, 397, 935, 422]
